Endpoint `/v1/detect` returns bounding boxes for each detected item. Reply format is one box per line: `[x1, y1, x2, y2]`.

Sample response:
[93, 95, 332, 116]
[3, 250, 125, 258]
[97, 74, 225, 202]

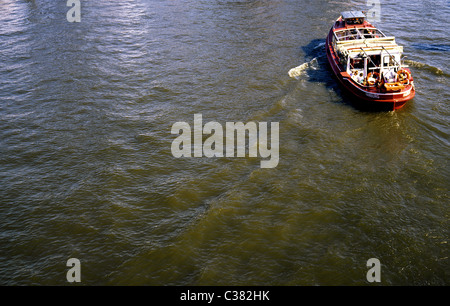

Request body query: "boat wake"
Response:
[404, 59, 449, 77]
[313, 41, 326, 50]
[288, 57, 319, 80]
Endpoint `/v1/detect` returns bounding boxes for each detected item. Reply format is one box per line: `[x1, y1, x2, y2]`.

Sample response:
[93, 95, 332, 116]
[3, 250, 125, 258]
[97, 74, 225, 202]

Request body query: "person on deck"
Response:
[384, 69, 396, 83]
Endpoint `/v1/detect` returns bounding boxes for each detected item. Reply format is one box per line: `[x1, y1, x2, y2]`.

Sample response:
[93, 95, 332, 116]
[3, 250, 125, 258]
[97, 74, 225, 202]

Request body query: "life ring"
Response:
[366, 72, 379, 86]
[397, 69, 411, 84]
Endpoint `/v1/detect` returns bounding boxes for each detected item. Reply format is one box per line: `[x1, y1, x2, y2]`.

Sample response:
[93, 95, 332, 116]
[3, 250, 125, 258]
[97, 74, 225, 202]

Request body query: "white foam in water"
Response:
[288, 57, 318, 79]
[313, 41, 326, 50]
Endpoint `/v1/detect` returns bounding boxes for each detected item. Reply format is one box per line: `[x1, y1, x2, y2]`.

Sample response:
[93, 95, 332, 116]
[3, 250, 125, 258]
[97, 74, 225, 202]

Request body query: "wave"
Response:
[288, 57, 318, 80]
[403, 59, 449, 77]
[411, 43, 450, 52]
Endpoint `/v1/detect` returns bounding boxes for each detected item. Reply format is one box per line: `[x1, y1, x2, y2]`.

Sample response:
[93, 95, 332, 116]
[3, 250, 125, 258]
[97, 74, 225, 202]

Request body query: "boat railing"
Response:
[333, 28, 386, 42]
[367, 65, 403, 71]
[337, 33, 381, 41]
[381, 46, 402, 68]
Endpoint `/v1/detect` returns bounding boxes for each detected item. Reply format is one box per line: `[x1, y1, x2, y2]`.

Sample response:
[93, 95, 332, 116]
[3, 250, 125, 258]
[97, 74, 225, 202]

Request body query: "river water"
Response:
[0, 0, 448, 285]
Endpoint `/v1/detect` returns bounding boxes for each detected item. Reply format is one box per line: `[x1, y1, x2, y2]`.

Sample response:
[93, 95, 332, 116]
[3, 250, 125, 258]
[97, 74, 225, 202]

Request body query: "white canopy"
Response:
[336, 36, 403, 57]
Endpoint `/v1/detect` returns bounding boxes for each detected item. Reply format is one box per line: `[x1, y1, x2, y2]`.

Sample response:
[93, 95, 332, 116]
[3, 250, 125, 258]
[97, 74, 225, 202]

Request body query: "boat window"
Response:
[383, 55, 396, 67]
[368, 55, 381, 70]
[345, 17, 364, 25]
[350, 58, 364, 69]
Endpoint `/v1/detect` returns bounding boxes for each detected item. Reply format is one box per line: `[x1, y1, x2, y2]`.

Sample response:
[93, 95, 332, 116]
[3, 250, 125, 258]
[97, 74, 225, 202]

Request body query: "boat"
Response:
[325, 11, 415, 110]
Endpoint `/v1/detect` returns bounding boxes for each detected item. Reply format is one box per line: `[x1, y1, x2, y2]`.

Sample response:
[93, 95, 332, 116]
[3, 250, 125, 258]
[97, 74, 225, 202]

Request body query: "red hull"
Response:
[325, 23, 415, 110]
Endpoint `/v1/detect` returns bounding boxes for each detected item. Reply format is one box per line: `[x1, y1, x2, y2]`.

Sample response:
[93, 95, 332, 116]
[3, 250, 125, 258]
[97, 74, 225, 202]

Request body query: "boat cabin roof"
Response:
[341, 11, 366, 19]
[341, 11, 366, 25]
